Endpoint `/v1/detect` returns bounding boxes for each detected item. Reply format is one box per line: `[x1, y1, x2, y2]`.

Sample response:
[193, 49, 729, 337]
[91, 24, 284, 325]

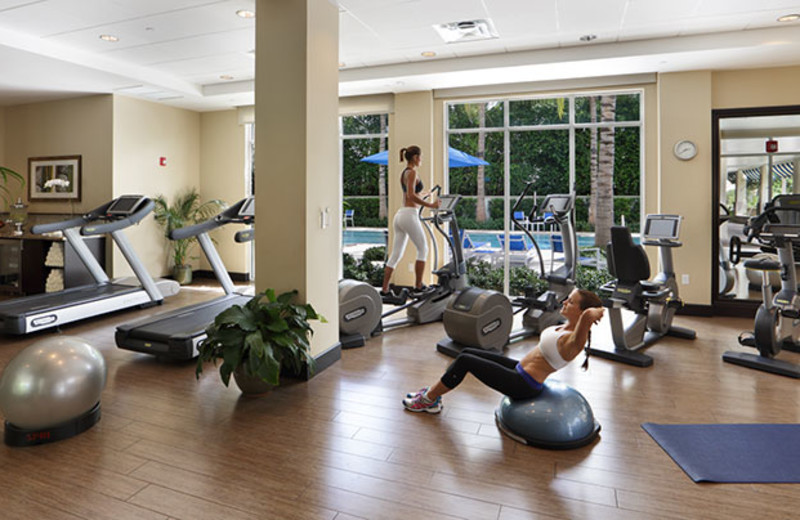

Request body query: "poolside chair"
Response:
[497, 233, 534, 267]
[549, 233, 564, 274]
[512, 211, 531, 231]
[461, 231, 494, 261]
[344, 209, 355, 228]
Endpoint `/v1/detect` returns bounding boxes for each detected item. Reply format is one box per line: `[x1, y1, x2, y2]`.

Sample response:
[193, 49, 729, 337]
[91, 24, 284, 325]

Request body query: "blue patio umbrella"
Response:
[360, 147, 489, 167]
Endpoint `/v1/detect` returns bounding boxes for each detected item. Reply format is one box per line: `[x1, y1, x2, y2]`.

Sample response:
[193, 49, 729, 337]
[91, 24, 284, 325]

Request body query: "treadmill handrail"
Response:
[81, 199, 155, 236]
[30, 199, 116, 234]
[170, 197, 251, 241]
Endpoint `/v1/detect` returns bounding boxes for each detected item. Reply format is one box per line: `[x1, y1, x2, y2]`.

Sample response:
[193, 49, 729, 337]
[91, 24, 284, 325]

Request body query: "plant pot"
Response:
[172, 264, 193, 285]
[233, 365, 274, 396]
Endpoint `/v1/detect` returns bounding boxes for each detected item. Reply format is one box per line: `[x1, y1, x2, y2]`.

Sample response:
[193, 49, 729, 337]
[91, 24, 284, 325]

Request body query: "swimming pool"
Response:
[343, 228, 625, 250]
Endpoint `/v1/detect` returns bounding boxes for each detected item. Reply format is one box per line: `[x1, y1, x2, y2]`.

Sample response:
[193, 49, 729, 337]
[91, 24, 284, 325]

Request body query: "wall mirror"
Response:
[712, 105, 800, 315]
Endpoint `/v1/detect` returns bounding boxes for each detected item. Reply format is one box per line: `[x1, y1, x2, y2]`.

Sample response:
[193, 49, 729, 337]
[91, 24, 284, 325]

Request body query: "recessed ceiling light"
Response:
[421, 51, 437, 58]
[220, 75, 234, 80]
[236, 9, 255, 19]
[99, 34, 119, 42]
[579, 34, 597, 42]
[777, 14, 800, 22]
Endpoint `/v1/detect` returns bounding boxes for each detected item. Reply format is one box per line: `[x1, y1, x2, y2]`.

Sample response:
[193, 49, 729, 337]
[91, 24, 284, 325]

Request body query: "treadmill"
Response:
[0, 195, 179, 335]
[115, 196, 255, 360]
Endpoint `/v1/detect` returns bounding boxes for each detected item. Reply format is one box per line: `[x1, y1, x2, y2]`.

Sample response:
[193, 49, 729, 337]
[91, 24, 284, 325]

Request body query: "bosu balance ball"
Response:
[495, 380, 600, 449]
[0, 336, 107, 446]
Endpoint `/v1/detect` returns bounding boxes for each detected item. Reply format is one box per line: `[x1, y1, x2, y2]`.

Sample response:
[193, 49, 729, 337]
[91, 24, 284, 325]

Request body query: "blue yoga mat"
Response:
[642, 423, 800, 483]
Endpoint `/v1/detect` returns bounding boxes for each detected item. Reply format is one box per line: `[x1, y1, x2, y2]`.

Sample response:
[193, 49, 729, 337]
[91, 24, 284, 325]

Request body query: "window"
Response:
[446, 91, 643, 294]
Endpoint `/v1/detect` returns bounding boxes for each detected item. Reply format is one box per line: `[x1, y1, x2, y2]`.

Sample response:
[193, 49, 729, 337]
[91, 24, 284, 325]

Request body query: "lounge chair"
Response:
[497, 233, 535, 267]
[344, 209, 355, 228]
[460, 230, 495, 261]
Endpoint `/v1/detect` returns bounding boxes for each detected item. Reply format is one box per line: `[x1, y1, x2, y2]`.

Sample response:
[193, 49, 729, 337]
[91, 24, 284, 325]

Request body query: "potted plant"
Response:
[152, 189, 226, 285]
[196, 289, 326, 395]
[1, 166, 25, 225]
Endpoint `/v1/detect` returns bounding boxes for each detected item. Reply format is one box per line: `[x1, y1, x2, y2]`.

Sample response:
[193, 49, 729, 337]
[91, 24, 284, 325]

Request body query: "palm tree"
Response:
[0, 166, 24, 210]
[594, 95, 617, 247]
[153, 189, 226, 282]
[378, 114, 388, 219]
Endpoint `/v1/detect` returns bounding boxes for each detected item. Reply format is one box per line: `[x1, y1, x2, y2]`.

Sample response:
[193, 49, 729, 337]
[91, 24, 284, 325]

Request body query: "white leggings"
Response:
[386, 207, 428, 268]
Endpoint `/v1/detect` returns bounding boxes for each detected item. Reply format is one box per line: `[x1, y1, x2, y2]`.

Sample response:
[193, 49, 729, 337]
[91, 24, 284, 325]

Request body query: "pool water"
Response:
[343, 228, 626, 250]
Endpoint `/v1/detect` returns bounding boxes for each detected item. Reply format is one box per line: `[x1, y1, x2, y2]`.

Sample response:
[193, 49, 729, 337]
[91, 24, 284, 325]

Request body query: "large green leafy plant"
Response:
[196, 289, 326, 387]
[153, 189, 226, 267]
[0, 166, 25, 210]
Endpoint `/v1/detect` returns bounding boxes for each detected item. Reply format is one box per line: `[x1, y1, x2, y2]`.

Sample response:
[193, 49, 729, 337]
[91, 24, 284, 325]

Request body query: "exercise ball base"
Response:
[494, 382, 601, 450]
[5, 401, 101, 447]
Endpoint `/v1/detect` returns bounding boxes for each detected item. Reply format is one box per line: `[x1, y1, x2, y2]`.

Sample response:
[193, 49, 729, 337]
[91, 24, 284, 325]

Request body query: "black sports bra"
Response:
[400, 168, 423, 194]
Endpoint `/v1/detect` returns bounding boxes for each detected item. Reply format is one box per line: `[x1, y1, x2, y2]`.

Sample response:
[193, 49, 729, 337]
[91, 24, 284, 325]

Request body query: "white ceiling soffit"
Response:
[0, 0, 799, 110]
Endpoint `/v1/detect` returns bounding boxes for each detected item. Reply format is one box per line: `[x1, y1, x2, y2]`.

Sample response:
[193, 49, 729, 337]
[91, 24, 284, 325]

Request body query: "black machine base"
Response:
[495, 413, 601, 450]
[586, 346, 654, 367]
[5, 402, 102, 447]
[436, 338, 502, 358]
[340, 333, 366, 350]
[722, 351, 800, 379]
[586, 325, 696, 368]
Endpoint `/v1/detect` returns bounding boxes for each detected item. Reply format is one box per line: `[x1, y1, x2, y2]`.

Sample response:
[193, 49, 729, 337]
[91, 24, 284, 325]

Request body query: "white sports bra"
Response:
[538, 326, 570, 370]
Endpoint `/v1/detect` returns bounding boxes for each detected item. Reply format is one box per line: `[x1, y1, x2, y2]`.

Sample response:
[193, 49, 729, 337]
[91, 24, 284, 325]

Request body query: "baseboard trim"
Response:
[678, 304, 713, 317]
[193, 270, 250, 283]
[286, 342, 342, 382]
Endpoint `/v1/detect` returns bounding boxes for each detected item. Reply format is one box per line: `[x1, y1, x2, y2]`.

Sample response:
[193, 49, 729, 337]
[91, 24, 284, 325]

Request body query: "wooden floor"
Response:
[1, 284, 799, 520]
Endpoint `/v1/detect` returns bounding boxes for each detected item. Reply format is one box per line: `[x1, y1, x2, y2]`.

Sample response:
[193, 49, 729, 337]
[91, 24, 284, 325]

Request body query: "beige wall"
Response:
[112, 95, 200, 278]
[255, 0, 340, 357]
[4, 95, 113, 214]
[712, 66, 800, 109]
[387, 91, 435, 287]
[199, 110, 249, 274]
[657, 71, 713, 305]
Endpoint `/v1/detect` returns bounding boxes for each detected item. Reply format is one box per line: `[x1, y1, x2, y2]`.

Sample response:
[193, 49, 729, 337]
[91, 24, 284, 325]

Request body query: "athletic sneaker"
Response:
[403, 392, 442, 414]
[405, 386, 429, 399]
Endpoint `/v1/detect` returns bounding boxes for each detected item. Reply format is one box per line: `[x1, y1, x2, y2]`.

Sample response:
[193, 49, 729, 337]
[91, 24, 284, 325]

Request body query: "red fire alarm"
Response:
[766, 140, 778, 153]
[159, 157, 167, 167]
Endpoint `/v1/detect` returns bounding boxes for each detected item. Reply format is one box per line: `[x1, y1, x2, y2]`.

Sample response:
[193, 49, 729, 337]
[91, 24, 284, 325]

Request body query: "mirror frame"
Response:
[711, 104, 800, 317]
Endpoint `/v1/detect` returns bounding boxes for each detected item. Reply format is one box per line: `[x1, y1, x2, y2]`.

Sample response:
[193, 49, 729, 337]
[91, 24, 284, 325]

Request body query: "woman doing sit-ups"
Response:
[403, 288, 604, 413]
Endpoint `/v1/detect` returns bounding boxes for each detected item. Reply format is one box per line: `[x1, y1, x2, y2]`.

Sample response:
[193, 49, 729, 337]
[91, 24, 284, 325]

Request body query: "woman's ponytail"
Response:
[399, 148, 407, 162]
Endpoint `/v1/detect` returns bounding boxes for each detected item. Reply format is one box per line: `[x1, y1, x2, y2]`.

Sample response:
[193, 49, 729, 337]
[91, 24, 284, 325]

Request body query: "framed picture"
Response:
[28, 155, 82, 201]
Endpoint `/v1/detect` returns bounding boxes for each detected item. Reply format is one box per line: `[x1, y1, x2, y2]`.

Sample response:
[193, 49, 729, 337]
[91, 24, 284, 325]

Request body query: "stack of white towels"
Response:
[45, 242, 65, 293]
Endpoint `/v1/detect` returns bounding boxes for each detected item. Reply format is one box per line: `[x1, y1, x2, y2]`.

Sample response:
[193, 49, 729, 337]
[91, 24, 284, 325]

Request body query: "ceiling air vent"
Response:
[433, 19, 499, 43]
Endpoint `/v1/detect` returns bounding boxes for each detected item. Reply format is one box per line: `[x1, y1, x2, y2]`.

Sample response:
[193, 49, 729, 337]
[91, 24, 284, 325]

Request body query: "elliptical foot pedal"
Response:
[738, 331, 756, 348]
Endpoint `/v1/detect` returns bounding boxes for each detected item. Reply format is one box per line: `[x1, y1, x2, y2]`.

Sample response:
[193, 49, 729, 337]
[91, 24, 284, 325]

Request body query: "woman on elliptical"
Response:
[403, 289, 604, 413]
[381, 145, 441, 296]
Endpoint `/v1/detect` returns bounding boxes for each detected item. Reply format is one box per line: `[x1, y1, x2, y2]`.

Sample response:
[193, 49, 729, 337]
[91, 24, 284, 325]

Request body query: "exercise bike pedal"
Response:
[737, 331, 756, 348]
[780, 308, 800, 320]
[666, 298, 684, 310]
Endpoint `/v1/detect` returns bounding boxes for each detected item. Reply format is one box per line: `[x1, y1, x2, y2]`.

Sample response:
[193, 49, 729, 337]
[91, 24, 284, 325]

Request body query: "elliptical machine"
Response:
[339, 188, 468, 348]
[435, 186, 578, 358]
[586, 214, 696, 367]
[723, 194, 800, 378]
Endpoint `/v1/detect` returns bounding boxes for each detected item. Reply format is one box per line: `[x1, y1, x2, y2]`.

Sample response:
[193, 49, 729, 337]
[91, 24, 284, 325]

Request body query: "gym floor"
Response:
[1, 283, 798, 519]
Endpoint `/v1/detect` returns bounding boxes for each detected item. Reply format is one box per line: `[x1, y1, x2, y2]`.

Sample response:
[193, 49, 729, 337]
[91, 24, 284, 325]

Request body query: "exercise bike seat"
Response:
[743, 257, 781, 272]
[608, 226, 651, 284]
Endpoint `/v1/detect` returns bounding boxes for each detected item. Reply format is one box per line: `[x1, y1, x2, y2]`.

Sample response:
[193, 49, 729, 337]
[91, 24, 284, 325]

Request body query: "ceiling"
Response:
[1, 0, 800, 112]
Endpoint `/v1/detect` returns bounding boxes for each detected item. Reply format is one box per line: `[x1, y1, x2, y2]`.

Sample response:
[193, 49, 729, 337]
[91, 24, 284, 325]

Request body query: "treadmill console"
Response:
[238, 197, 255, 219]
[106, 195, 147, 217]
[540, 194, 574, 215]
[643, 214, 681, 241]
[437, 194, 461, 213]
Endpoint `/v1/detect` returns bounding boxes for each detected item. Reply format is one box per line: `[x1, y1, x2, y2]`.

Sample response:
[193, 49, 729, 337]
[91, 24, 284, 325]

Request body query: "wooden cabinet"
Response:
[0, 236, 104, 296]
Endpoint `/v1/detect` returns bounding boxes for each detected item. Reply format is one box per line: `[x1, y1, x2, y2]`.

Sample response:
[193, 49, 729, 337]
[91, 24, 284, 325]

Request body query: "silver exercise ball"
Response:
[495, 380, 600, 449]
[0, 336, 106, 430]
